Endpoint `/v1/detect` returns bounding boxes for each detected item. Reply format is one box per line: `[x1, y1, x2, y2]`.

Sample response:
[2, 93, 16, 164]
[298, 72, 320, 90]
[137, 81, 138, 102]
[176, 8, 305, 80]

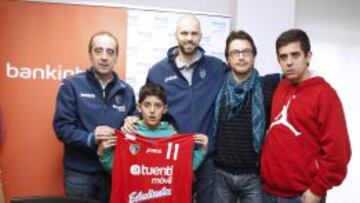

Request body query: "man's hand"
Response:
[121, 116, 139, 133]
[301, 189, 322, 203]
[94, 126, 115, 144]
[194, 134, 208, 152]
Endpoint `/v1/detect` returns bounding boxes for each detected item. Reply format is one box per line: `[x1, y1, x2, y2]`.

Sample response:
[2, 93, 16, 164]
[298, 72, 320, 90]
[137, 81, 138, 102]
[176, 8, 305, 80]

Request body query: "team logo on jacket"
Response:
[113, 105, 126, 112]
[199, 68, 206, 79]
[129, 143, 140, 155]
[80, 92, 95, 98]
[164, 75, 177, 83]
[115, 95, 122, 104]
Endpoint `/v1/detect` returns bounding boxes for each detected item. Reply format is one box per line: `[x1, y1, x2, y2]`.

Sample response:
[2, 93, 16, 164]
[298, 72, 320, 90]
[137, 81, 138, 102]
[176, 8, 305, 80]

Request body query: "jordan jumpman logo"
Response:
[269, 95, 301, 136]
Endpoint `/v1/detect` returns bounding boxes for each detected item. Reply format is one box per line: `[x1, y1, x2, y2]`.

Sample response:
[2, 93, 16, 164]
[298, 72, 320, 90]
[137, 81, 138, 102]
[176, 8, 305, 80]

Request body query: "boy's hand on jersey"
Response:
[97, 136, 117, 156]
[194, 134, 208, 152]
[94, 126, 115, 144]
[121, 116, 139, 133]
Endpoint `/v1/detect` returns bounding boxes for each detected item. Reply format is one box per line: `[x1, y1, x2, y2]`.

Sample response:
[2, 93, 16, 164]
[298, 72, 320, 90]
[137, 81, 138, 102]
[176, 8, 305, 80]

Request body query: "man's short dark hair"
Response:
[138, 82, 167, 105]
[225, 30, 257, 60]
[276, 29, 311, 55]
[88, 31, 119, 54]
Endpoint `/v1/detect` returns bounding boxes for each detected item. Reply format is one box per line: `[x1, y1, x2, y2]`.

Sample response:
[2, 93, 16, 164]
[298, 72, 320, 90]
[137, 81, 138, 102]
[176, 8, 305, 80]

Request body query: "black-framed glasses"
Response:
[229, 49, 253, 57]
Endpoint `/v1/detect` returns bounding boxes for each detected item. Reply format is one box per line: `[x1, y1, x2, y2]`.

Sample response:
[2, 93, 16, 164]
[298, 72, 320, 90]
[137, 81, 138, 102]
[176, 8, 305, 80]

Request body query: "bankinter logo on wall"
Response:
[5, 62, 83, 80]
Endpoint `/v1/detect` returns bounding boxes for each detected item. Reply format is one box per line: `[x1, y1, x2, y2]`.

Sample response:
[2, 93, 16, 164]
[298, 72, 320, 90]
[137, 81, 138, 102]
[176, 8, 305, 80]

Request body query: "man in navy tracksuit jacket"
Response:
[53, 32, 136, 203]
[148, 47, 226, 150]
[146, 15, 227, 203]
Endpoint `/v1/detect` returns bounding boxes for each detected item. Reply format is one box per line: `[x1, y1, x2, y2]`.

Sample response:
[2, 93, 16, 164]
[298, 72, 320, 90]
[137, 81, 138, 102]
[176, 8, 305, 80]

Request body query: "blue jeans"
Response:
[194, 157, 215, 203]
[64, 168, 110, 203]
[262, 191, 326, 203]
[214, 168, 262, 203]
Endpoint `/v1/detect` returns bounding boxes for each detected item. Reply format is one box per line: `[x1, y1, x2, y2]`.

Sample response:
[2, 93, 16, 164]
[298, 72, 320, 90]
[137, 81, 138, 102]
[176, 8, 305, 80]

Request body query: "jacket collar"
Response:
[86, 67, 127, 96]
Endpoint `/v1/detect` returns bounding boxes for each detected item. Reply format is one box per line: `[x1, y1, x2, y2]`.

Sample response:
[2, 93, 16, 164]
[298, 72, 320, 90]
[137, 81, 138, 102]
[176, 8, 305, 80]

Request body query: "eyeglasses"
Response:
[229, 49, 253, 57]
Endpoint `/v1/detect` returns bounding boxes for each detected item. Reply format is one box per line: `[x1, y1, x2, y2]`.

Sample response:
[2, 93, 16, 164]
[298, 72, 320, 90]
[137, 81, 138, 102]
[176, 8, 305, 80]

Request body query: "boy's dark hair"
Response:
[276, 29, 311, 55]
[225, 30, 257, 60]
[138, 82, 167, 104]
[139, 82, 177, 127]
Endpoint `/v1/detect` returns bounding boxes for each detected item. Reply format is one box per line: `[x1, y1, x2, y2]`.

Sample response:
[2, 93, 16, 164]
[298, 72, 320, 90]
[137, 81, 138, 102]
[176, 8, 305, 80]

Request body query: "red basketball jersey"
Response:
[110, 130, 194, 203]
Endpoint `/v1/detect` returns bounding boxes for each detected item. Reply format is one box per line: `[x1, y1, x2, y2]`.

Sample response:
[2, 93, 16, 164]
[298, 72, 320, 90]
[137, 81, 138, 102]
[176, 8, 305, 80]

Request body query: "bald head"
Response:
[176, 15, 202, 33]
[175, 15, 202, 56]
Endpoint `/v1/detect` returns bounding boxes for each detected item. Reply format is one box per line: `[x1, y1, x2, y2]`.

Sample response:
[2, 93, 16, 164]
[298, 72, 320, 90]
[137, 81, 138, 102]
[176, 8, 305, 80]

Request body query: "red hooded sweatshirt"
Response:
[261, 76, 351, 197]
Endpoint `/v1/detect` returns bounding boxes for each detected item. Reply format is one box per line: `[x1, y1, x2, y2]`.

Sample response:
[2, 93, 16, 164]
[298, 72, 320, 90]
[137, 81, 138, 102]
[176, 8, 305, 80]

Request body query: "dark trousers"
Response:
[64, 168, 111, 203]
[194, 157, 215, 203]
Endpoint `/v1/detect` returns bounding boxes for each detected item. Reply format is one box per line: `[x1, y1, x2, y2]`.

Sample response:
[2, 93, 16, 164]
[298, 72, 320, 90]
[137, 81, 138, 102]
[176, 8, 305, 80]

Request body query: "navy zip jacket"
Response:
[53, 68, 136, 173]
[147, 46, 228, 152]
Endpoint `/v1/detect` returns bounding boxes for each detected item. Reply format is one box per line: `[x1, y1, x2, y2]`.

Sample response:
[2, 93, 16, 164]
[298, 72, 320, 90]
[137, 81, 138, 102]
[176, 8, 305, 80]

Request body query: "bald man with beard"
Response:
[146, 15, 227, 203]
[123, 15, 227, 202]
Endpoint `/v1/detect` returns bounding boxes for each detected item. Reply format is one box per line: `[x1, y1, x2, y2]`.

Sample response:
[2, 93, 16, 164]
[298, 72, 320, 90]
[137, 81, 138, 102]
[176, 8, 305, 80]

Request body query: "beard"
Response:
[178, 42, 197, 56]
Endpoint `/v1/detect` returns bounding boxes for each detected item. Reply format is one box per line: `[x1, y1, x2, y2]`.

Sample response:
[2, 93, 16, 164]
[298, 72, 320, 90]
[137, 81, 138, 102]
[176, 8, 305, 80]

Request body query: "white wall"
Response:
[234, 0, 296, 74]
[30, 0, 232, 15]
[235, 1, 358, 201]
[296, 0, 360, 202]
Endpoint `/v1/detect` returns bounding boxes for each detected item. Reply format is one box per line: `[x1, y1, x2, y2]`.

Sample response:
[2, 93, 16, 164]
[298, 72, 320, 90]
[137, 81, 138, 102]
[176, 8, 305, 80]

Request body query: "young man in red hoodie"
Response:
[261, 29, 351, 203]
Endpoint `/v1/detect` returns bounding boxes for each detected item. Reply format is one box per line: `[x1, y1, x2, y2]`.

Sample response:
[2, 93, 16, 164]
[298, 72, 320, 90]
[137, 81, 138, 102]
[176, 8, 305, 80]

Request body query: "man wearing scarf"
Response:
[213, 30, 280, 203]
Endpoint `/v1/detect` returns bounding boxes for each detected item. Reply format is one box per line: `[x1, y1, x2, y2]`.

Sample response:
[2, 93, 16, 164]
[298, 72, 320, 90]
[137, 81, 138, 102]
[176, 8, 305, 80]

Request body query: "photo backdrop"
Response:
[0, 1, 230, 202]
[0, 1, 127, 202]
